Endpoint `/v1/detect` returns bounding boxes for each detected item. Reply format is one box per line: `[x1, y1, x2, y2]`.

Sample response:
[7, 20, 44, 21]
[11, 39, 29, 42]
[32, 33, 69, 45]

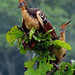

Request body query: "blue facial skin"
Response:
[18, 3, 25, 8]
[21, 3, 25, 6]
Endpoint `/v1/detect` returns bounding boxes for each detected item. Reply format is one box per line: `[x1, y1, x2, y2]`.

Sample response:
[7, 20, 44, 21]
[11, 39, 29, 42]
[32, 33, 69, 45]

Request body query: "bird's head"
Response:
[18, 2, 25, 8]
[60, 21, 71, 32]
[18, 0, 30, 8]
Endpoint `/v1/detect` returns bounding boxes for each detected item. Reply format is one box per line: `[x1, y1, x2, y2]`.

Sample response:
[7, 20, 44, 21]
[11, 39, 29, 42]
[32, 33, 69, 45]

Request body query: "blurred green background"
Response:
[0, 0, 75, 75]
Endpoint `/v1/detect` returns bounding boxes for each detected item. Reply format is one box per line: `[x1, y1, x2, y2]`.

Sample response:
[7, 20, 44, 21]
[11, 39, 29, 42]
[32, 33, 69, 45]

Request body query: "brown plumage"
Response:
[18, 0, 71, 64]
[18, 0, 57, 39]
[50, 21, 71, 64]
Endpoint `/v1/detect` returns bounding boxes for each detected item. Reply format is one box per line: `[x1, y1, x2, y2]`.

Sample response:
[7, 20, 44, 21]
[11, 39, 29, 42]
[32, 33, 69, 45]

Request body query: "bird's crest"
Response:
[60, 21, 71, 29]
[19, 0, 31, 5]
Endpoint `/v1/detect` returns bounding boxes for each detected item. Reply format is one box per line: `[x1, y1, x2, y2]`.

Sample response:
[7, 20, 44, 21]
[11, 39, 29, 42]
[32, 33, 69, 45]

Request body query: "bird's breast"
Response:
[22, 10, 40, 30]
[51, 47, 66, 62]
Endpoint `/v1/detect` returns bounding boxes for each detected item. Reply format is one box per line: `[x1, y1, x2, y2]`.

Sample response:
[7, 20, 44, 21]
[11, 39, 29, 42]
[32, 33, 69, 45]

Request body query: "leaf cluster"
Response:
[24, 55, 55, 75]
[6, 26, 73, 75]
[54, 61, 75, 75]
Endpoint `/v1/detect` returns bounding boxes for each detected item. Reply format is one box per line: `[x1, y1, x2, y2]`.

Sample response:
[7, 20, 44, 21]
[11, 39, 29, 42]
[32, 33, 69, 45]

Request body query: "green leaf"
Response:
[24, 55, 54, 75]
[58, 62, 74, 75]
[48, 55, 56, 61]
[41, 41, 52, 48]
[9, 41, 14, 46]
[43, 28, 55, 37]
[44, 34, 51, 40]
[37, 62, 53, 75]
[6, 26, 24, 44]
[64, 70, 74, 75]
[24, 60, 34, 69]
[59, 62, 73, 70]
[24, 68, 35, 75]
[54, 71, 61, 75]
[42, 50, 50, 56]
[35, 41, 52, 49]
[53, 40, 72, 50]
[55, 62, 74, 75]
[17, 38, 23, 48]
[20, 47, 27, 54]
[29, 28, 35, 40]
[32, 29, 52, 42]
[47, 62, 54, 71]
[33, 35, 41, 42]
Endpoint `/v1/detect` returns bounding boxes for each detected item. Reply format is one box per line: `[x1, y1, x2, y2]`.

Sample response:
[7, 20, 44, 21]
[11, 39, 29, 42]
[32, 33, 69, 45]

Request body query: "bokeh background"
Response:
[0, 0, 75, 75]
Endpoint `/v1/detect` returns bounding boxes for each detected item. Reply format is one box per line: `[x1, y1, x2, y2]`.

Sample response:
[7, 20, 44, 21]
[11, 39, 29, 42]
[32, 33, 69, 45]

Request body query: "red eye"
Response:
[20, 3, 22, 5]
[20, 3, 24, 6]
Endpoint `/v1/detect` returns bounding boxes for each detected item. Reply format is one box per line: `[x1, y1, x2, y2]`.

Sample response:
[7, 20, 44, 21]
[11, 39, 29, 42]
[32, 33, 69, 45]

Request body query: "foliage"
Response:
[24, 56, 54, 75]
[54, 62, 74, 75]
[6, 26, 74, 75]
[1, 0, 75, 75]
[6, 26, 24, 45]
[53, 40, 72, 50]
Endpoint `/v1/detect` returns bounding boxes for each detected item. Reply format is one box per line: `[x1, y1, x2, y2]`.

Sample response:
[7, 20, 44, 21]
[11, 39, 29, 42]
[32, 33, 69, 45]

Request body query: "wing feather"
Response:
[36, 10, 57, 39]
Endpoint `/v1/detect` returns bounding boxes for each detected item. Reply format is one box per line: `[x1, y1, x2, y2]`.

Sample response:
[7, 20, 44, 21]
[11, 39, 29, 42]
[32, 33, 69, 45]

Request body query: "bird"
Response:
[18, 0, 57, 39]
[50, 21, 71, 64]
[18, 0, 71, 64]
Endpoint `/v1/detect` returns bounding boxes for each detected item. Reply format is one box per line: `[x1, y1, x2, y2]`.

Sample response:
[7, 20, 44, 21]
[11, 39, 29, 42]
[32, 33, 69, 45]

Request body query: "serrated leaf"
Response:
[24, 68, 35, 75]
[47, 63, 54, 71]
[53, 40, 72, 50]
[37, 62, 53, 75]
[6, 26, 24, 44]
[29, 28, 35, 40]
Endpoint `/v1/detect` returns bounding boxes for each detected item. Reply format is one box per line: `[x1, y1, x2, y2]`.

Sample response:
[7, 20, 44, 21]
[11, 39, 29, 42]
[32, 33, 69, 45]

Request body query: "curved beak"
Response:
[18, 3, 21, 8]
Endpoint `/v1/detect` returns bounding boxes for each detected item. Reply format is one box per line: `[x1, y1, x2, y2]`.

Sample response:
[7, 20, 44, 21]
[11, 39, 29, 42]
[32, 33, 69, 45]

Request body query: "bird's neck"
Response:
[59, 30, 65, 41]
[21, 6, 40, 30]
[21, 6, 29, 18]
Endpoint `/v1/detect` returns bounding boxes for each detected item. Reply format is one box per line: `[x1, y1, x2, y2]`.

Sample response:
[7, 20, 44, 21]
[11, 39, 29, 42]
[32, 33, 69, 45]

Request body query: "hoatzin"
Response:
[18, 0, 71, 64]
[50, 21, 71, 64]
[18, 0, 57, 39]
